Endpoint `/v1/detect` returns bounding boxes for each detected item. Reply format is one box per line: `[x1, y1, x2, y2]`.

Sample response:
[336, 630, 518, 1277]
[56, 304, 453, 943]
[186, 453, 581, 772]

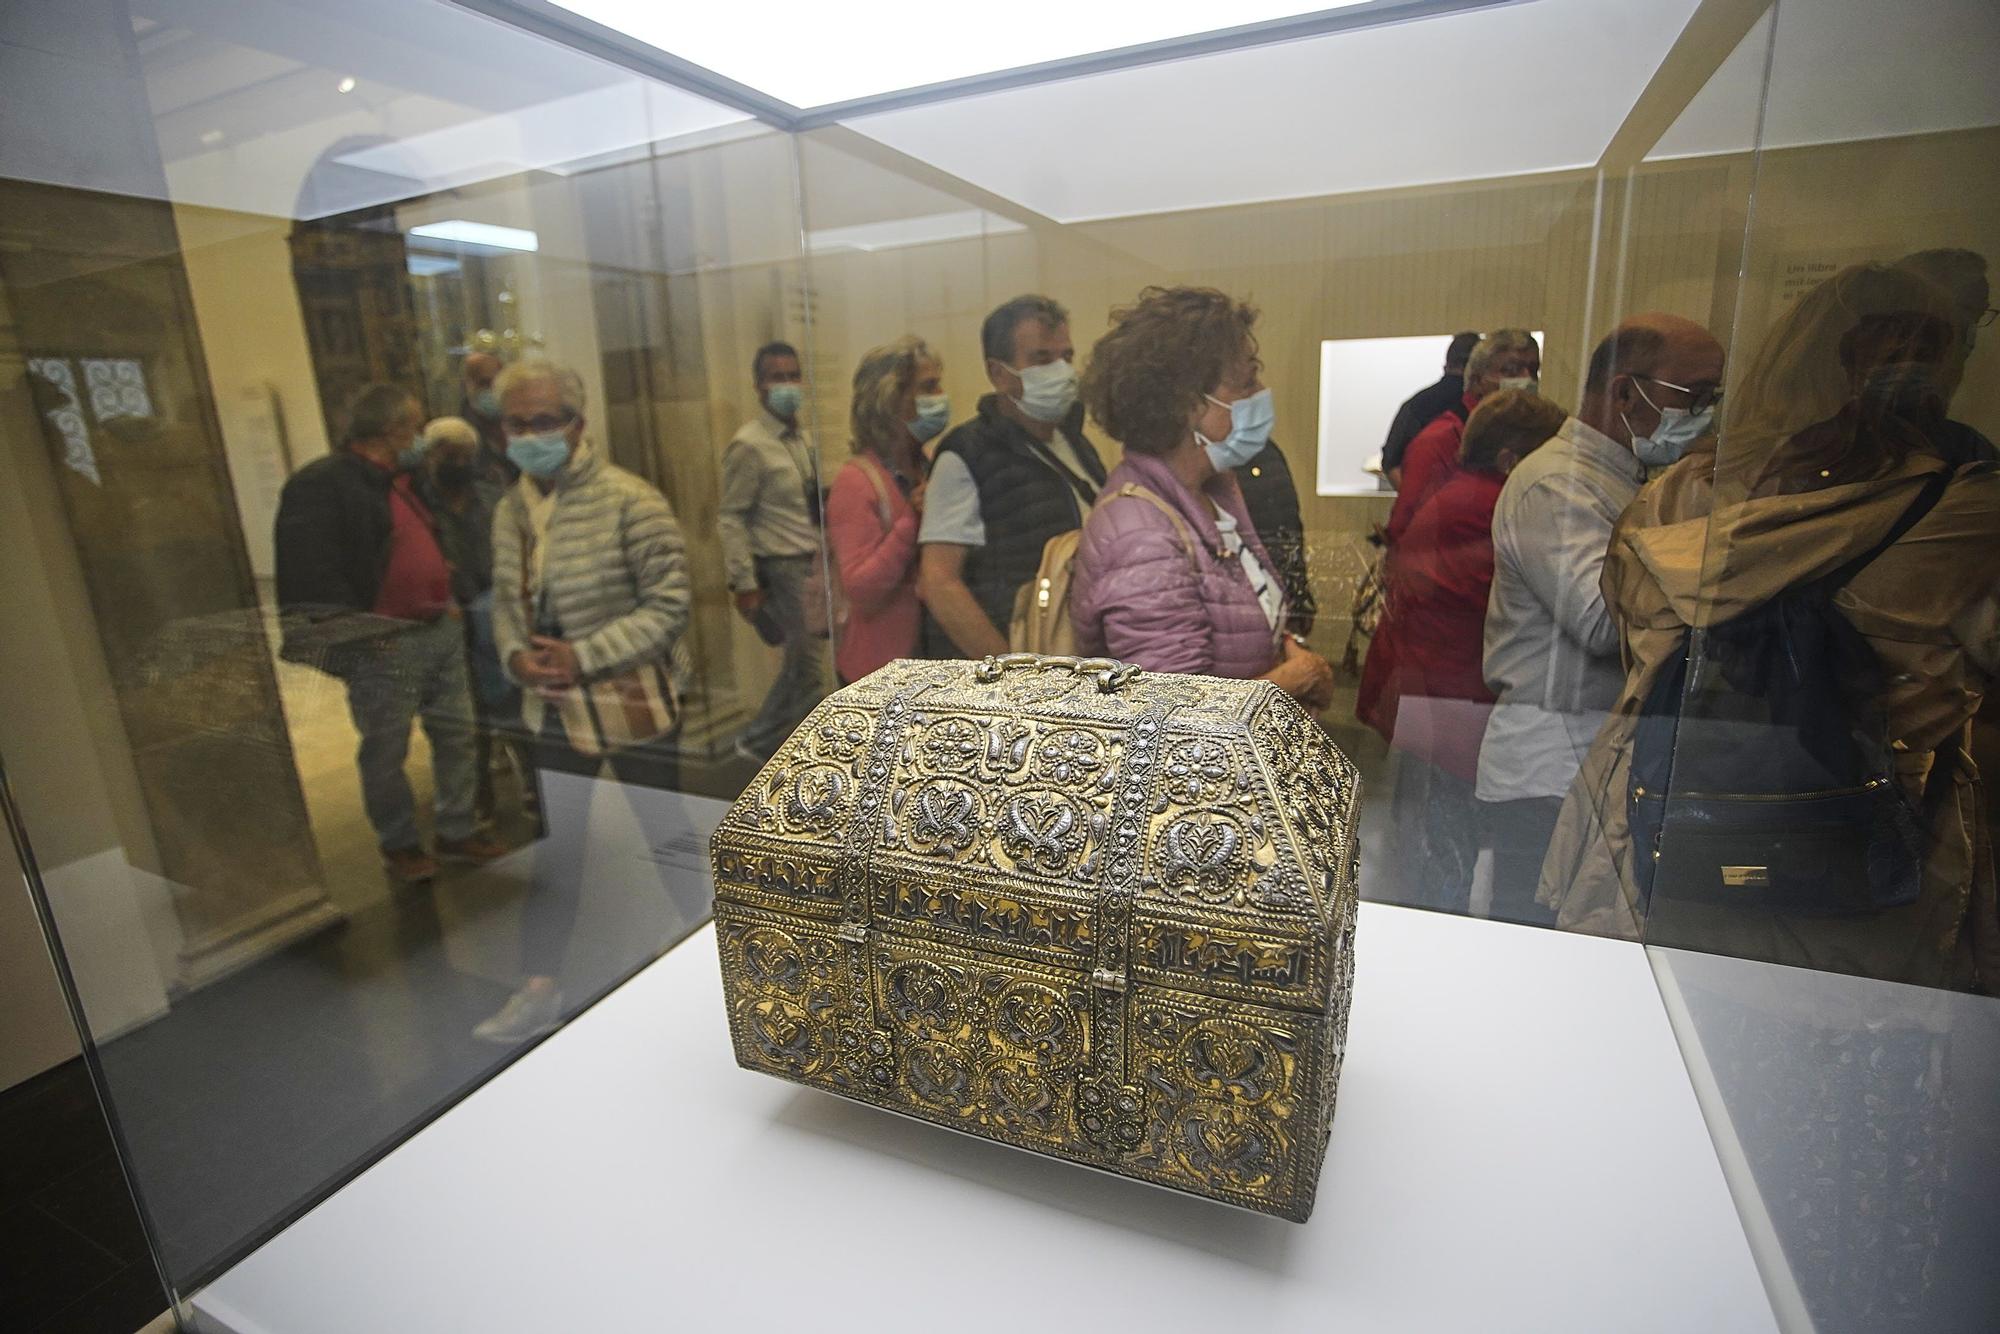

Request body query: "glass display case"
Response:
[0, 0, 1993, 1329]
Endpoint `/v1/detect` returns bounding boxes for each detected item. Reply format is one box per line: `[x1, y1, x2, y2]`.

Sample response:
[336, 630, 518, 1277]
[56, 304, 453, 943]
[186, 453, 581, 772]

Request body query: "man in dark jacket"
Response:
[274, 383, 504, 882]
[1382, 331, 1481, 485]
[414, 415, 532, 822]
[917, 294, 1106, 657]
[1233, 439, 1316, 636]
[459, 351, 519, 495]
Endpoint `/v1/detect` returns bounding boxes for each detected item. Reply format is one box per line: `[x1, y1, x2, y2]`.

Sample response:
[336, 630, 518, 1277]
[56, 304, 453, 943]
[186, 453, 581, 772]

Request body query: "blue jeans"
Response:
[342, 615, 478, 852]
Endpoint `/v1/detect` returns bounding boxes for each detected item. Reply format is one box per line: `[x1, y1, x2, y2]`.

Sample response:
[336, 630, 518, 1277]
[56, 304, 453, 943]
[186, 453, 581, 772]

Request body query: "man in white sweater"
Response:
[1475, 313, 1724, 925]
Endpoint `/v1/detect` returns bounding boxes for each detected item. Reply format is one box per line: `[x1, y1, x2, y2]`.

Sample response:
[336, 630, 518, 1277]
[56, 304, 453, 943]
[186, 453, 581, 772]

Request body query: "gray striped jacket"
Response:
[493, 439, 691, 695]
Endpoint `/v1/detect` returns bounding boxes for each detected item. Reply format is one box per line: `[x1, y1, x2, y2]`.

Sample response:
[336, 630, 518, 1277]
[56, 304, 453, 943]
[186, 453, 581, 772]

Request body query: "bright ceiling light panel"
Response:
[408, 220, 540, 252]
[547, 1, 1370, 110]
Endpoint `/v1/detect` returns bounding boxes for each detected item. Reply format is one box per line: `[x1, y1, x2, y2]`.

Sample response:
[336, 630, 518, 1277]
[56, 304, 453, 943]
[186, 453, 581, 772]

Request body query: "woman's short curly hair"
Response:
[1460, 389, 1566, 474]
[1082, 286, 1259, 455]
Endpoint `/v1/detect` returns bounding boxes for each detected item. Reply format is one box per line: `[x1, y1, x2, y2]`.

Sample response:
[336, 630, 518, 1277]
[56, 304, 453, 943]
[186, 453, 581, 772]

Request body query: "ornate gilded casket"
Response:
[710, 654, 1361, 1221]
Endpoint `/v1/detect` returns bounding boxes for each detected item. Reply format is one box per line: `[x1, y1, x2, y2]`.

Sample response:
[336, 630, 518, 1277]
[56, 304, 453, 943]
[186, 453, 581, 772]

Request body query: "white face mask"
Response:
[1624, 379, 1714, 469]
[1001, 358, 1078, 424]
[1495, 376, 1539, 395]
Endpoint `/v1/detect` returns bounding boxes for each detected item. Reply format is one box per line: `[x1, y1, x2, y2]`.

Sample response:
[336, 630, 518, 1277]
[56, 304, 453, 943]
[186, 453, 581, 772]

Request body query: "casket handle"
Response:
[974, 653, 1141, 693]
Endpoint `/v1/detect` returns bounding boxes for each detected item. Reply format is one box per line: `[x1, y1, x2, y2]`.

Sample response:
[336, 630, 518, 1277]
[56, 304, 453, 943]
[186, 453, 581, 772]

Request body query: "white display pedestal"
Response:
[192, 904, 1778, 1333]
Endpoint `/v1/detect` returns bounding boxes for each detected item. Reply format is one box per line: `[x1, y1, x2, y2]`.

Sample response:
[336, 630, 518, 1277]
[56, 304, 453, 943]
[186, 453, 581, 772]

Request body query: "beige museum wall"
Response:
[173, 203, 333, 581]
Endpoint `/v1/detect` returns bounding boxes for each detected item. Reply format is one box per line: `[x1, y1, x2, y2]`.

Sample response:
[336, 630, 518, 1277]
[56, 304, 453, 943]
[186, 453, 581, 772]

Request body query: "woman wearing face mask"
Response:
[824, 337, 936, 683]
[479, 357, 693, 1044]
[1069, 286, 1334, 707]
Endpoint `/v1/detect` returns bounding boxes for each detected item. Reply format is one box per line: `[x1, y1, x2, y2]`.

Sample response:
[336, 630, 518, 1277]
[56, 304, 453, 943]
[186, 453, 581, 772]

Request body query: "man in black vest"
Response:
[917, 294, 1107, 658]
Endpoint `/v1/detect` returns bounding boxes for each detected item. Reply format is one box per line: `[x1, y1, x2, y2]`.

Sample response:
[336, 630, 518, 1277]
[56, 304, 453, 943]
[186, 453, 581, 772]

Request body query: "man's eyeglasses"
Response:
[502, 410, 576, 435]
[1639, 375, 1724, 414]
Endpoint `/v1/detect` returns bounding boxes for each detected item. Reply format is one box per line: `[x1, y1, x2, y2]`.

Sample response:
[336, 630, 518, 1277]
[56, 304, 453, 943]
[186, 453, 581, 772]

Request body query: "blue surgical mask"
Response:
[1197, 388, 1275, 471]
[1624, 380, 1713, 470]
[396, 439, 429, 471]
[507, 430, 571, 479]
[908, 392, 951, 443]
[471, 387, 501, 418]
[765, 383, 804, 419]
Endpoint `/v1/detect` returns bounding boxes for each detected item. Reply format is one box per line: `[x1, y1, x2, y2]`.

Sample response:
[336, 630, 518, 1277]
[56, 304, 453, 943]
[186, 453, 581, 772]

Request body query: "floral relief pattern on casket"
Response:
[882, 959, 961, 1039]
[917, 716, 984, 774]
[1035, 728, 1108, 787]
[723, 919, 854, 1084]
[1127, 996, 1308, 1202]
[772, 763, 852, 836]
[1157, 810, 1256, 905]
[810, 709, 874, 765]
[739, 926, 807, 996]
[996, 789, 1091, 877]
[1176, 1019, 1283, 1106]
[1251, 695, 1357, 899]
[899, 778, 986, 857]
[1161, 738, 1242, 806]
[736, 995, 822, 1074]
[1170, 1100, 1285, 1193]
[872, 945, 1091, 1146]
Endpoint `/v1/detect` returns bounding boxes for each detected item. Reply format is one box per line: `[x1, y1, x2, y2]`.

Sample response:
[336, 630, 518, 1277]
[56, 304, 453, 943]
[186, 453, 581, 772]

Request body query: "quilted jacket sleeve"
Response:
[1072, 495, 1215, 675]
[571, 480, 692, 680]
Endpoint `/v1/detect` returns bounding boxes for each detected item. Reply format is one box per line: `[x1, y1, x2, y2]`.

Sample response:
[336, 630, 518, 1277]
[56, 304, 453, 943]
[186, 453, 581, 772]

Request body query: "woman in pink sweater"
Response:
[825, 336, 937, 682]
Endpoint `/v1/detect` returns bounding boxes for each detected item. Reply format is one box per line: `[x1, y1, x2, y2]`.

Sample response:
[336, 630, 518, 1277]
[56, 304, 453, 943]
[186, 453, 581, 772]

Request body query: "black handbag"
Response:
[1629, 470, 1951, 918]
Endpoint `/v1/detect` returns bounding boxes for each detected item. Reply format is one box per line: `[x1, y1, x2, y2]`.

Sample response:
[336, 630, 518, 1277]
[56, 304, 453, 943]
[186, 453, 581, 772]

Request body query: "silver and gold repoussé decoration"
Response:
[710, 654, 1360, 1221]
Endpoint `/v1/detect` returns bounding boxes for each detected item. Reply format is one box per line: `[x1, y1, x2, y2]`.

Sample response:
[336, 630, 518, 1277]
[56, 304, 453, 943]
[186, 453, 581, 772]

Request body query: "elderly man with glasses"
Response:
[1472, 313, 1725, 927]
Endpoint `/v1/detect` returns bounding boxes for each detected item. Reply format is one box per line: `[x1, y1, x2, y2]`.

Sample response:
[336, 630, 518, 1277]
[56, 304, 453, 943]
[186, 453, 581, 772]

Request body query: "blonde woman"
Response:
[824, 337, 937, 682]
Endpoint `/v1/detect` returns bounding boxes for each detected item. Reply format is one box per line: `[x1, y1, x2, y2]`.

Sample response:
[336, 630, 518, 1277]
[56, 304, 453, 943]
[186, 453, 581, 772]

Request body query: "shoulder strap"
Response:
[855, 454, 894, 527]
[1105, 483, 1202, 574]
[1022, 432, 1101, 508]
[1814, 467, 1953, 596]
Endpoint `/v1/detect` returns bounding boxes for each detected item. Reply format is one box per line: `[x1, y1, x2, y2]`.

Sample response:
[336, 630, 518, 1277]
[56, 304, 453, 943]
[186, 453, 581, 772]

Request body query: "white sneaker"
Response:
[473, 984, 564, 1044]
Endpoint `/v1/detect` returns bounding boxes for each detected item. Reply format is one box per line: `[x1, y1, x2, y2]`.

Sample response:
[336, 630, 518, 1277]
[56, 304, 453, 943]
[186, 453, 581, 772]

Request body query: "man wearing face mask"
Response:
[416, 416, 528, 822]
[274, 384, 505, 883]
[718, 341, 828, 762]
[459, 351, 519, 494]
[1473, 313, 1723, 926]
[917, 294, 1107, 659]
[1386, 328, 1541, 546]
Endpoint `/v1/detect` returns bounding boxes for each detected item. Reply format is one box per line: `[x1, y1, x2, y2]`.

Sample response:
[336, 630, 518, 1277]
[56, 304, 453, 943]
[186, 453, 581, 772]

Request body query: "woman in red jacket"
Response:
[824, 336, 937, 683]
[1358, 389, 1566, 910]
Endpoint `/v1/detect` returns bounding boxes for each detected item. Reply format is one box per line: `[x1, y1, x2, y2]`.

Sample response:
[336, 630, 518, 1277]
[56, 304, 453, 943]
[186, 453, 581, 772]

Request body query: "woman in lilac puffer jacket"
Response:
[1070, 286, 1335, 709]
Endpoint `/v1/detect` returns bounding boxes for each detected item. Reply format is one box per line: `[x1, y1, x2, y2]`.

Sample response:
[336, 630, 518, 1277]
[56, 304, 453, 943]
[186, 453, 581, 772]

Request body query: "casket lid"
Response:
[712, 655, 1361, 1015]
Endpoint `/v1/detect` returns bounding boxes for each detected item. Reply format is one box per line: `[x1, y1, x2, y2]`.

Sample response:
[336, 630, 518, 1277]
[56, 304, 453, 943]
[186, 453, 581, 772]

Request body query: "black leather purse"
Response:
[1628, 471, 1950, 918]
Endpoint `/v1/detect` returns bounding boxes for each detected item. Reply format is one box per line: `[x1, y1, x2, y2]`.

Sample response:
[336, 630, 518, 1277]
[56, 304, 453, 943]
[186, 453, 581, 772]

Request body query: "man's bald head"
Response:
[1581, 312, 1725, 448]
